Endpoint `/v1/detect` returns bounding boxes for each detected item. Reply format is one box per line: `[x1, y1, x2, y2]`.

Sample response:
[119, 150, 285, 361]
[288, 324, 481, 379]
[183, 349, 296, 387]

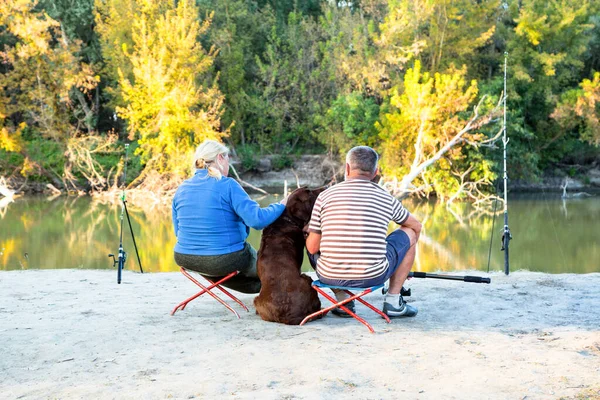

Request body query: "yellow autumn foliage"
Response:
[100, 0, 226, 179]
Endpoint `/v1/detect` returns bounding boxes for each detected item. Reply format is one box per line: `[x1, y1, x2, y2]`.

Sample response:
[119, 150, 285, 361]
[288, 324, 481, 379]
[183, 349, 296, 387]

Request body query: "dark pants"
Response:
[174, 243, 261, 294]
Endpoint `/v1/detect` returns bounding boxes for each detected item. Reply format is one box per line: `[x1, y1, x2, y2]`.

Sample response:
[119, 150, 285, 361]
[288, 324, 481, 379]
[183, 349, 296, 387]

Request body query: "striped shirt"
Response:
[308, 178, 409, 280]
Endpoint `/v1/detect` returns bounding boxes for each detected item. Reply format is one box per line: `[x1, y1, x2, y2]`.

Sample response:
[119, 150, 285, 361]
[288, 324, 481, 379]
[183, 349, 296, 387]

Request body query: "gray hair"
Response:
[346, 146, 378, 175]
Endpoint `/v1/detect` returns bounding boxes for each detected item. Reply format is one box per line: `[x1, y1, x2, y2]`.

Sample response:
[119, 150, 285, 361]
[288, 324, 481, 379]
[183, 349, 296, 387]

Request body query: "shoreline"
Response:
[4, 180, 600, 199]
[1, 269, 599, 399]
[2, 154, 600, 198]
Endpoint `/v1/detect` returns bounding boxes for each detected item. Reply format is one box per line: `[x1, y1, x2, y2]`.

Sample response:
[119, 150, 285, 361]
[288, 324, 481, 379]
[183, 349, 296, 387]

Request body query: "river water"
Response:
[1, 194, 599, 274]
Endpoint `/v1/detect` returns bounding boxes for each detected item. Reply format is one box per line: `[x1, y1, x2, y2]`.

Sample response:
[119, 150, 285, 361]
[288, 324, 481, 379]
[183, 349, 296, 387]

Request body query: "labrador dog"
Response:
[254, 187, 325, 325]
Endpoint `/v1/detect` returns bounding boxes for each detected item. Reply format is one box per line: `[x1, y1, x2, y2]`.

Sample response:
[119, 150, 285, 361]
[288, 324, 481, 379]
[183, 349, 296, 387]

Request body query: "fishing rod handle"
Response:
[464, 275, 491, 284]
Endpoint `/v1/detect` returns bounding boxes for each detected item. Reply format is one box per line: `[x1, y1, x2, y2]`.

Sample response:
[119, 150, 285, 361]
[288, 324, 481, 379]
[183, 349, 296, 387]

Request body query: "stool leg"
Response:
[343, 290, 391, 323]
[197, 271, 249, 312]
[172, 270, 242, 318]
[300, 288, 339, 325]
[209, 283, 249, 312]
[171, 290, 208, 315]
[300, 287, 376, 333]
[182, 268, 250, 311]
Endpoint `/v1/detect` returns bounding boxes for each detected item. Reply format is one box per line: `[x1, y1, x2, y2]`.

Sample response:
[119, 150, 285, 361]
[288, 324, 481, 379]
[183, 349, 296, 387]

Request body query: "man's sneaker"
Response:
[382, 296, 418, 318]
[331, 300, 356, 318]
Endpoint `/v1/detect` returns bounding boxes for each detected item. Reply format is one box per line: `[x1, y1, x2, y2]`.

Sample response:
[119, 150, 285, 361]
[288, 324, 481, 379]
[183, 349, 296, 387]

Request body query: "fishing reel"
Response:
[108, 248, 127, 276]
[500, 228, 512, 251]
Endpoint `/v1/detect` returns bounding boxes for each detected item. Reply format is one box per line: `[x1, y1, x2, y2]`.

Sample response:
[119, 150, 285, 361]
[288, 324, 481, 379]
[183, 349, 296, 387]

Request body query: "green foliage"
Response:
[100, 0, 225, 178]
[249, 11, 336, 153]
[0, 0, 103, 187]
[199, 0, 276, 147]
[271, 154, 294, 171]
[2, 0, 599, 194]
[379, 0, 498, 76]
[237, 144, 259, 172]
[552, 72, 600, 146]
[377, 61, 496, 198]
[25, 138, 66, 178]
[37, 0, 100, 63]
[0, 149, 24, 175]
[315, 92, 380, 157]
[502, 0, 600, 175]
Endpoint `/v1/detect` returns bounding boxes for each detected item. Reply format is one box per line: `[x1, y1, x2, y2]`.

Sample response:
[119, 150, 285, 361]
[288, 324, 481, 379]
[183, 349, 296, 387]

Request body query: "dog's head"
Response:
[285, 186, 326, 226]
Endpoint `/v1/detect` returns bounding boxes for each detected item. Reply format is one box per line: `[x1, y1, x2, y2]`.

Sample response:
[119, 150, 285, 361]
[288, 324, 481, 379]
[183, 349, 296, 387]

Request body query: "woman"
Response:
[172, 140, 285, 293]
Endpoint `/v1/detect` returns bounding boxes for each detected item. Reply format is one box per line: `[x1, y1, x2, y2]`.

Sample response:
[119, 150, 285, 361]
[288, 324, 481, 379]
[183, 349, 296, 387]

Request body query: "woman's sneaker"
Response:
[382, 296, 418, 318]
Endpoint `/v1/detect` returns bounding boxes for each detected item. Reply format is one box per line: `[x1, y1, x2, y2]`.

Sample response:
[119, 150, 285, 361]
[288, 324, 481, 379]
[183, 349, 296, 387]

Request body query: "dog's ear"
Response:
[286, 187, 309, 219]
[314, 186, 327, 196]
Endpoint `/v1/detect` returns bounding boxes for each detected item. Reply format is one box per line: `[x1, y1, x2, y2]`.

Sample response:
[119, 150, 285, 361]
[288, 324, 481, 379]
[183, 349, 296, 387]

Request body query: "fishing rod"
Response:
[501, 52, 512, 275]
[383, 271, 490, 295]
[108, 143, 143, 284]
[409, 271, 490, 284]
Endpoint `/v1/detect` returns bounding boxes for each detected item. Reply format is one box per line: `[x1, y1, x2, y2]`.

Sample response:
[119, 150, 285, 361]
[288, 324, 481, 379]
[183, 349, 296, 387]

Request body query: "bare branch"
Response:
[291, 168, 301, 189]
[229, 165, 268, 195]
[397, 95, 488, 193]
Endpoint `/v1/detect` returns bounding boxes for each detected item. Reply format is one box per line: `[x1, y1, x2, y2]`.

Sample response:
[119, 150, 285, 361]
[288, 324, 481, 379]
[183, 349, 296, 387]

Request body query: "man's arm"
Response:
[306, 232, 321, 254]
[401, 213, 422, 241]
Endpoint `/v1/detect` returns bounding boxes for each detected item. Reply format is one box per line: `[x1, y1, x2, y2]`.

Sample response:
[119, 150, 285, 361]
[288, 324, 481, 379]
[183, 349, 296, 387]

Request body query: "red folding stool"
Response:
[299, 280, 391, 333]
[171, 268, 249, 318]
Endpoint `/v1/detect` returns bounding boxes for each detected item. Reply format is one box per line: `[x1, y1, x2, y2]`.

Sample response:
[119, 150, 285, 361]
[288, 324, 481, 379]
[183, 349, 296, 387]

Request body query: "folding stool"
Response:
[299, 280, 391, 333]
[171, 268, 249, 318]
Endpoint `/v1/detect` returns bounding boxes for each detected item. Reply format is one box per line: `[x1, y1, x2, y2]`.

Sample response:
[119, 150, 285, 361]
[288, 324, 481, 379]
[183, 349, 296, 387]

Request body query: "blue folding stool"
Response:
[299, 280, 391, 333]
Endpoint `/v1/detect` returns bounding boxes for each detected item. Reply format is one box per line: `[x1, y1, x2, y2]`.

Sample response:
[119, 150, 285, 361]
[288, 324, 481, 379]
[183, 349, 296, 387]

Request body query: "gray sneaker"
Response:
[383, 296, 418, 318]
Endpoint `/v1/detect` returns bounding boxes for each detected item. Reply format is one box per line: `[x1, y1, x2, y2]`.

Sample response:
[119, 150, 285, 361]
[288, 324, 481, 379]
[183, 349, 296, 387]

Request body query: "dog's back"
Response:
[254, 188, 324, 325]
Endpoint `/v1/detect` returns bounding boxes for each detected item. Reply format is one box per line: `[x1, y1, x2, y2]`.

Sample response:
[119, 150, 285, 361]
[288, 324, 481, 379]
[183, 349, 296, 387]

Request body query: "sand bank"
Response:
[1, 270, 599, 399]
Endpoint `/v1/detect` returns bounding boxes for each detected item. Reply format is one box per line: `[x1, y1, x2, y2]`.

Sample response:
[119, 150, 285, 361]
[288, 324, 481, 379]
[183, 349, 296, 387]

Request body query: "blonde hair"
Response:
[194, 140, 229, 179]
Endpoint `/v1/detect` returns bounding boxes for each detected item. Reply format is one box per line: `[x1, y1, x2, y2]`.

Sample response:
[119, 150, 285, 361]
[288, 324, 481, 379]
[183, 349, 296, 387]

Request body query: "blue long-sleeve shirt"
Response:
[172, 169, 285, 255]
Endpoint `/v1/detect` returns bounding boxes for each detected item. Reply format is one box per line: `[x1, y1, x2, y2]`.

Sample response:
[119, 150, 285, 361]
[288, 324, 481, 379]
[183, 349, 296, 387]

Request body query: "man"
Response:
[306, 146, 421, 318]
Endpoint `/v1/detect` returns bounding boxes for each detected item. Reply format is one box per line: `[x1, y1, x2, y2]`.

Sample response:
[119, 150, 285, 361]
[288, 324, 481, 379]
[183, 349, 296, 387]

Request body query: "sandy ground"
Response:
[1, 269, 599, 400]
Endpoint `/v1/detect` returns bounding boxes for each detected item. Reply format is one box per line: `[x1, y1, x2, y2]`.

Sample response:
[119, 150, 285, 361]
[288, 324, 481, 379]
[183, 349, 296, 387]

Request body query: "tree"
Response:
[377, 61, 499, 200]
[504, 0, 598, 174]
[199, 0, 276, 148]
[102, 0, 225, 180]
[314, 91, 380, 157]
[0, 0, 103, 188]
[552, 72, 600, 147]
[249, 11, 335, 153]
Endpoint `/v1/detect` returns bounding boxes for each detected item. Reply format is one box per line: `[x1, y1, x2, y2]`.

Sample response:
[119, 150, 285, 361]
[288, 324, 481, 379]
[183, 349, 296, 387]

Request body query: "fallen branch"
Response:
[383, 93, 502, 200]
[0, 177, 15, 199]
[291, 168, 301, 189]
[46, 183, 62, 196]
[229, 165, 268, 195]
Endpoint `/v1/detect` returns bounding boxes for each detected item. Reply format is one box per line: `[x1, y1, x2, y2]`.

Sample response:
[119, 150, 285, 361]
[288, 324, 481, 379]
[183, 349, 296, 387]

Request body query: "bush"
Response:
[271, 154, 294, 170]
[237, 144, 259, 172]
[94, 142, 143, 186]
[25, 138, 65, 181]
[0, 149, 24, 176]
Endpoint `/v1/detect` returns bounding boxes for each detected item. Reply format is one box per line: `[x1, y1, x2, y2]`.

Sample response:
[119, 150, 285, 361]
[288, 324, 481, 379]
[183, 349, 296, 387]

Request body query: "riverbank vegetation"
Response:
[1, 0, 599, 200]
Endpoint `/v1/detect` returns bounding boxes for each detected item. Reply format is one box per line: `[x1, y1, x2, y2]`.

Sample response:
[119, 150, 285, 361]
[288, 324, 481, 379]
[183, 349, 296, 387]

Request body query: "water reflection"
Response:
[0, 194, 598, 274]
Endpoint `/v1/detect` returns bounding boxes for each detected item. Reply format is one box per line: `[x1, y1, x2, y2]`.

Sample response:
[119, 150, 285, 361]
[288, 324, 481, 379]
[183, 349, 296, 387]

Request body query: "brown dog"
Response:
[254, 187, 325, 325]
